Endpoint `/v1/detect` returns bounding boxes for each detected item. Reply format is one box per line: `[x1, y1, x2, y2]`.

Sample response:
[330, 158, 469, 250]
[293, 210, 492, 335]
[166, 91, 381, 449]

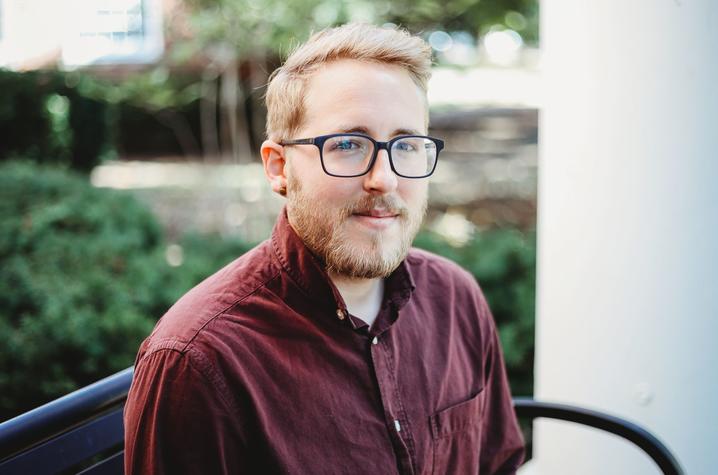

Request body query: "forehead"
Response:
[299, 59, 427, 136]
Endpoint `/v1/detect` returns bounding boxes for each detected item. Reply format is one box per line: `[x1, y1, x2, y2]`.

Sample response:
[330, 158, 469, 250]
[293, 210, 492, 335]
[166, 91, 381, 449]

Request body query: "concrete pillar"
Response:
[534, 1, 718, 474]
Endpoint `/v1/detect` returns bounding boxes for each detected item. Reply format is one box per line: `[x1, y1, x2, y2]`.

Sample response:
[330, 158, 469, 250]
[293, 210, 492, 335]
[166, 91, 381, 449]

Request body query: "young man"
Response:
[124, 23, 524, 474]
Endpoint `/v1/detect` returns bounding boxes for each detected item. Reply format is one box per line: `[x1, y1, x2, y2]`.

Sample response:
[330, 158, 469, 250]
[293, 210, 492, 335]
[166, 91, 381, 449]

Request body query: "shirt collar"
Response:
[270, 207, 416, 330]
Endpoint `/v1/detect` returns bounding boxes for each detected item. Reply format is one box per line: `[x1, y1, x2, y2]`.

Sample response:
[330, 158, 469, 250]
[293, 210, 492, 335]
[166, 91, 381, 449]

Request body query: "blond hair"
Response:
[265, 23, 433, 142]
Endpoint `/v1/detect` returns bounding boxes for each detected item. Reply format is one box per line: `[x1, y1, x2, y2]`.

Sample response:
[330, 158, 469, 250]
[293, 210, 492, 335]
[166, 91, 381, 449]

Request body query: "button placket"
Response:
[369, 332, 415, 474]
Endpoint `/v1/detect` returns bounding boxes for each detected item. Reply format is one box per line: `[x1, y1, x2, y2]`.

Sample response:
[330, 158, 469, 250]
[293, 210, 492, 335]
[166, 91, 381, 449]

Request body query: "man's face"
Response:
[284, 59, 429, 279]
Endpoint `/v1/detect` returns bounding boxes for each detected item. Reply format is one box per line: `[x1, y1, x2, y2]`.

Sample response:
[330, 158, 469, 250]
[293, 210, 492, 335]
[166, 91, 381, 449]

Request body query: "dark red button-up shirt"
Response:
[124, 210, 524, 474]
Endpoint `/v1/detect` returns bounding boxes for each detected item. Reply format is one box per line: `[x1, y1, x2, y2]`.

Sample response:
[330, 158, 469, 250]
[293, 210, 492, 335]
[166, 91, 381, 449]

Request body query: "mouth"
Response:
[350, 208, 401, 230]
[353, 209, 400, 219]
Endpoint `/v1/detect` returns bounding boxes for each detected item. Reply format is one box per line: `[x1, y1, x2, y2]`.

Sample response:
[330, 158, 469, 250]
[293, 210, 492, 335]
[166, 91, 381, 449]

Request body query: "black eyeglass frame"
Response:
[280, 133, 444, 178]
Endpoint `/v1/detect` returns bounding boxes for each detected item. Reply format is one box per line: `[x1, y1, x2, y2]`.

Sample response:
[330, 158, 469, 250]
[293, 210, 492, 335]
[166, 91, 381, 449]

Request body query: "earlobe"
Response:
[261, 140, 288, 196]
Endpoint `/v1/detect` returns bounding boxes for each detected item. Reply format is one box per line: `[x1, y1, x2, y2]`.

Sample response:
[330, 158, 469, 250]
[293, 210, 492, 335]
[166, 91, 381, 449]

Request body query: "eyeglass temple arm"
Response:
[280, 138, 314, 145]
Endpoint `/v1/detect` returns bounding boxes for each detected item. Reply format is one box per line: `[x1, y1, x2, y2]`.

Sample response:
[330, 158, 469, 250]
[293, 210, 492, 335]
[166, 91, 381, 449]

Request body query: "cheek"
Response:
[312, 179, 360, 205]
[400, 180, 428, 203]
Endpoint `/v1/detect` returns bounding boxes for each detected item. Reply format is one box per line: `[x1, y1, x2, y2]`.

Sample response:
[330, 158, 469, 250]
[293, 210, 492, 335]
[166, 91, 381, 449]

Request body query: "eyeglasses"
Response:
[280, 133, 444, 178]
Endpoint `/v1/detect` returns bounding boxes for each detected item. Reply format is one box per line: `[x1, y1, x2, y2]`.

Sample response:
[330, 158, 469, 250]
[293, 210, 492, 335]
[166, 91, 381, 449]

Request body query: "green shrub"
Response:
[0, 161, 261, 420]
[0, 161, 165, 418]
[414, 228, 536, 396]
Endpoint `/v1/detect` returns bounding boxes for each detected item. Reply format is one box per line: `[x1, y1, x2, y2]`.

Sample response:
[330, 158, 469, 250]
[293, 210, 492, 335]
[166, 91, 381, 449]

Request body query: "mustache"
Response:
[343, 195, 408, 217]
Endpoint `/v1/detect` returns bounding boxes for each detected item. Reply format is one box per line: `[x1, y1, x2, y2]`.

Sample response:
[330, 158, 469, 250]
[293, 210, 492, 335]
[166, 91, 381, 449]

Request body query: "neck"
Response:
[328, 272, 384, 329]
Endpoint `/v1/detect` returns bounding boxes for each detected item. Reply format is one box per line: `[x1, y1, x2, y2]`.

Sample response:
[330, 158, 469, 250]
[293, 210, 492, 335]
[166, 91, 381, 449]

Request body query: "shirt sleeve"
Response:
[478, 296, 526, 474]
[123, 346, 248, 474]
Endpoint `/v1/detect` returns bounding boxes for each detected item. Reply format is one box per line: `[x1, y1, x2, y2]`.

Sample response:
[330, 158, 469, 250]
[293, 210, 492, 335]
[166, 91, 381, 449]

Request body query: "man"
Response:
[124, 23, 524, 474]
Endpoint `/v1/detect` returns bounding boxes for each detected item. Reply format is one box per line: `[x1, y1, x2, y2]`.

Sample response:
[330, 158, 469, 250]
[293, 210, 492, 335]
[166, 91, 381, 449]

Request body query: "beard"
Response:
[286, 174, 427, 279]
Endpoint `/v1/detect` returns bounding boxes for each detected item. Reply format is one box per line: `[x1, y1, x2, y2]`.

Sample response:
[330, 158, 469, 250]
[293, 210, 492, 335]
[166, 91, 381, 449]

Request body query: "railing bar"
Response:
[0, 367, 134, 457]
[77, 449, 125, 475]
[0, 409, 124, 475]
[513, 397, 684, 475]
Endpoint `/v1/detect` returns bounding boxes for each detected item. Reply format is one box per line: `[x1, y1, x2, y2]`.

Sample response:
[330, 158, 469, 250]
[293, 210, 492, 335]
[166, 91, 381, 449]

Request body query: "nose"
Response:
[363, 149, 398, 194]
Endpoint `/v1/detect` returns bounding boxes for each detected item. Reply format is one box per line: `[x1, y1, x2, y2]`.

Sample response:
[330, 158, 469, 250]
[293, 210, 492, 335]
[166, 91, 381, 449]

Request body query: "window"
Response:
[62, 0, 163, 66]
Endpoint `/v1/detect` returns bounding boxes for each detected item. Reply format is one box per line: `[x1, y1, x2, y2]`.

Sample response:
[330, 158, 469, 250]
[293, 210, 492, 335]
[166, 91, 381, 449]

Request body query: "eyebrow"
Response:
[335, 125, 423, 138]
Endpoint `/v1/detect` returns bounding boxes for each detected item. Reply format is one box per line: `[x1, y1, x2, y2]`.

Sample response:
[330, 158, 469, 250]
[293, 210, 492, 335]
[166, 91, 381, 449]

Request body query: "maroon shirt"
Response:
[124, 210, 524, 474]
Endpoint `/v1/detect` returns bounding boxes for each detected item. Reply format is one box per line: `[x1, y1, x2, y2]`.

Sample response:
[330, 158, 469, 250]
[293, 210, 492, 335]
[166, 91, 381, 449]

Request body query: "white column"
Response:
[534, 1, 718, 474]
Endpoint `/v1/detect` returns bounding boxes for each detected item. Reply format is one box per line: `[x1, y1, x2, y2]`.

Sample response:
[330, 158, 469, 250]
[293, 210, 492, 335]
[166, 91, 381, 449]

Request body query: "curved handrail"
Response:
[513, 397, 684, 475]
[0, 367, 134, 459]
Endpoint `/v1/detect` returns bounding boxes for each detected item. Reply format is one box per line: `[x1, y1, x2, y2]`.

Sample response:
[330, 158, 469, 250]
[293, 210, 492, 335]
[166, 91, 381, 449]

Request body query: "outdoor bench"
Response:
[0, 367, 684, 475]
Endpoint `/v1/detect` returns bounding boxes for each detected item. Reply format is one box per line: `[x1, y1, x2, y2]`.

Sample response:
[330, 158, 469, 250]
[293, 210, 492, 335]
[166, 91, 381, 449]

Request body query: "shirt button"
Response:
[372, 336, 378, 345]
[336, 308, 346, 320]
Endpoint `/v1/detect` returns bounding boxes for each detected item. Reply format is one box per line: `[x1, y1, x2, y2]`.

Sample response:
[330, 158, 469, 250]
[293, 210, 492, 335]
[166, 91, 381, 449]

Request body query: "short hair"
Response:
[265, 23, 433, 142]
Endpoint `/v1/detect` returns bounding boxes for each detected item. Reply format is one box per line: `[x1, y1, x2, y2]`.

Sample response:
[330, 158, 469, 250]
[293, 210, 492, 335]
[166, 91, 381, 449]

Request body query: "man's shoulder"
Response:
[405, 247, 477, 288]
[404, 248, 495, 337]
[140, 239, 279, 353]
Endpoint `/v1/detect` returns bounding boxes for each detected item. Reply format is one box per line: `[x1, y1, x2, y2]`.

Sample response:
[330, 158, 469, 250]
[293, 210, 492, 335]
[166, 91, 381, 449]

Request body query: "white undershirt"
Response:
[328, 273, 385, 329]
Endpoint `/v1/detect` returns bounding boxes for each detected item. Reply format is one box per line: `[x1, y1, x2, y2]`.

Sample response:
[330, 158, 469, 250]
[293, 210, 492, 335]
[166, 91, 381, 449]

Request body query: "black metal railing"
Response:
[513, 397, 684, 475]
[0, 368, 133, 474]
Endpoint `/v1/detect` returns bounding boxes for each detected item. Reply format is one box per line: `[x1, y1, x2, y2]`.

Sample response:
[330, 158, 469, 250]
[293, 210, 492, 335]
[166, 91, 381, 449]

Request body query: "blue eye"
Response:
[328, 138, 365, 152]
[395, 141, 417, 152]
[336, 140, 357, 150]
[397, 143, 410, 151]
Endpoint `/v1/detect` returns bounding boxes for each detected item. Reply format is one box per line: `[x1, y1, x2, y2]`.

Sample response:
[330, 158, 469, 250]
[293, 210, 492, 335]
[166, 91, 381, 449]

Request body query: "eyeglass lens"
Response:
[321, 136, 437, 177]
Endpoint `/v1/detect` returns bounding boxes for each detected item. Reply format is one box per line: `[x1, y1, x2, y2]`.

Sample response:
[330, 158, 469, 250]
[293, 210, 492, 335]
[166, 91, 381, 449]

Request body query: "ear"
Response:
[261, 140, 288, 196]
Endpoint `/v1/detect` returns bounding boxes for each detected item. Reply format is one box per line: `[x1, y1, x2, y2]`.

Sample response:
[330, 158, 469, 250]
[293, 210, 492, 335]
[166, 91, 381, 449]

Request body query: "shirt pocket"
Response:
[429, 391, 483, 475]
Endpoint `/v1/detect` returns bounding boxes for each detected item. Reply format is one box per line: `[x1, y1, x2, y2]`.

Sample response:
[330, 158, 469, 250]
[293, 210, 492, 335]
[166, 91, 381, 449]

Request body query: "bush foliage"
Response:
[0, 162, 253, 420]
[0, 161, 534, 419]
[0, 161, 161, 418]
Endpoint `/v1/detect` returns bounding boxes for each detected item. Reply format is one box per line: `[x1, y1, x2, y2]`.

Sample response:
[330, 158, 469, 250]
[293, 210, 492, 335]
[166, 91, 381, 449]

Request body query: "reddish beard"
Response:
[286, 180, 426, 279]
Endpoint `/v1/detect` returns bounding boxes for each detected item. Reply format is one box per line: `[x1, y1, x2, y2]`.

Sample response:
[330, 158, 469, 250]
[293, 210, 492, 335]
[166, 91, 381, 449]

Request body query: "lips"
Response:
[353, 209, 399, 218]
